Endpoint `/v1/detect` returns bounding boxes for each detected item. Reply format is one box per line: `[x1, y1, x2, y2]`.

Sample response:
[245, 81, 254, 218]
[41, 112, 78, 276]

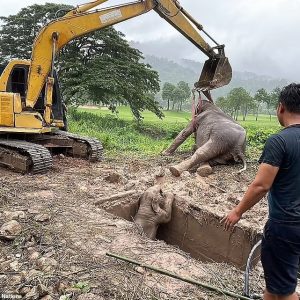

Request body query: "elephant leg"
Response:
[196, 162, 213, 177]
[162, 122, 195, 155]
[169, 139, 220, 177]
[156, 192, 174, 224]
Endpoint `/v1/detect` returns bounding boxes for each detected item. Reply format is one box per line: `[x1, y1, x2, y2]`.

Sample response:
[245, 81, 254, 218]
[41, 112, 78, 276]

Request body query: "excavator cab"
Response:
[0, 63, 65, 123]
[196, 46, 232, 90]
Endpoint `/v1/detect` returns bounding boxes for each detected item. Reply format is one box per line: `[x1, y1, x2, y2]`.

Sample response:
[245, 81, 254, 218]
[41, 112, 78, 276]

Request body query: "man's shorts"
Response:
[261, 219, 300, 296]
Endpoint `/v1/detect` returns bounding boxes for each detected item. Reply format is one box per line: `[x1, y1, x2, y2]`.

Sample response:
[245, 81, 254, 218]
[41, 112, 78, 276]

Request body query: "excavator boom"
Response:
[25, 0, 232, 109]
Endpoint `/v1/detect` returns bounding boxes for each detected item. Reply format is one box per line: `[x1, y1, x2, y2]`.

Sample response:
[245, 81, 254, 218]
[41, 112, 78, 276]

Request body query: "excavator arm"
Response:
[153, 0, 232, 91]
[25, 0, 232, 109]
[26, 0, 155, 109]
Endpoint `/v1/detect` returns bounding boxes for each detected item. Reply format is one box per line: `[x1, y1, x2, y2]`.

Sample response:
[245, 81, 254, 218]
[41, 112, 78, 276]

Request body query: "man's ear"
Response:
[278, 102, 285, 114]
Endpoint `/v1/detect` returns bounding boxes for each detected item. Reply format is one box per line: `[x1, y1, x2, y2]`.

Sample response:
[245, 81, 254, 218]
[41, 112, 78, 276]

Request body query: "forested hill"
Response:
[143, 55, 288, 97]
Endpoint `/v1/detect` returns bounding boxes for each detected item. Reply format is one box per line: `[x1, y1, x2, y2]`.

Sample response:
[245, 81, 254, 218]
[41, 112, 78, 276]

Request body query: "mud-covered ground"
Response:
[0, 154, 290, 299]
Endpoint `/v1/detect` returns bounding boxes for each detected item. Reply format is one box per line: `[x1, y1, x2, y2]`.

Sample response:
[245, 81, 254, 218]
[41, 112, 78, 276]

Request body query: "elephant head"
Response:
[134, 185, 174, 240]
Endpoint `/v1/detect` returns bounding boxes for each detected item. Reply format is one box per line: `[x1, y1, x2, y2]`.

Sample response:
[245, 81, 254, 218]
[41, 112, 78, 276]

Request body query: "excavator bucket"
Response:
[196, 57, 232, 90]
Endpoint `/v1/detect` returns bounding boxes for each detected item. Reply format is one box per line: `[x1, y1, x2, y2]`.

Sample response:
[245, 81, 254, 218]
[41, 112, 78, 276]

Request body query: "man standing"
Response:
[222, 83, 300, 300]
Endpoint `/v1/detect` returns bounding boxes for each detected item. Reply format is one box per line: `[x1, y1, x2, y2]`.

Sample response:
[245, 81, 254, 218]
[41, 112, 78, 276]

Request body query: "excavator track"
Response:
[0, 139, 52, 174]
[53, 130, 103, 162]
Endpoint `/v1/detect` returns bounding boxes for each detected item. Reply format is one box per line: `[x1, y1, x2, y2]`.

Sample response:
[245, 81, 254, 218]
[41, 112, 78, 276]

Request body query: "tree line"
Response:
[216, 87, 281, 121]
[160, 81, 282, 122]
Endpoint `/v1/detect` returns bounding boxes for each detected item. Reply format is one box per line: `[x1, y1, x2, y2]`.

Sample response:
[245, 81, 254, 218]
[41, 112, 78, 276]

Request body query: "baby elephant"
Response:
[134, 186, 174, 240]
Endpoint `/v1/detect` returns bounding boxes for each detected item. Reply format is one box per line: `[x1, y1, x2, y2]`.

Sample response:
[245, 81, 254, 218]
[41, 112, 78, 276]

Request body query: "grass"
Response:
[78, 106, 281, 128]
[69, 106, 282, 159]
[78, 106, 191, 124]
[69, 108, 192, 157]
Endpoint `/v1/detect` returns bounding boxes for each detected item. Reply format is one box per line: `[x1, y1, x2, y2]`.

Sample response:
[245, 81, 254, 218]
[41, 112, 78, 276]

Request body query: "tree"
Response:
[240, 92, 254, 121]
[216, 96, 230, 114]
[226, 88, 241, 120]
[59, 28, 162, 120]
[0, 3, 72, 63]
[269, 87, 281, 109]
[0, 3, 162, 120]
[177, 81, 191, 111]
[224, 87, 253, 121]
[80, 52, 162, 119]
[254, 88, 269, 121]
[162, 82, 176, 111]
[253, 87, 280, 121]
[171, 87, 186, 111]
[264, 94, 273, 121]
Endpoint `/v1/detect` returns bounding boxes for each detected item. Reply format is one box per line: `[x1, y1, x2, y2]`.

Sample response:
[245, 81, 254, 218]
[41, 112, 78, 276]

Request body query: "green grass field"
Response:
[78, 106, 191, 124]
[79, 106, 280, 127]
[69, 106, 282, 159]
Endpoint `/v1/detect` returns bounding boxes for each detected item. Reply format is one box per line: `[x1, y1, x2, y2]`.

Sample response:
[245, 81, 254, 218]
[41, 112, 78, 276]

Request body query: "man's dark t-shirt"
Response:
[259, 125, 300, 223]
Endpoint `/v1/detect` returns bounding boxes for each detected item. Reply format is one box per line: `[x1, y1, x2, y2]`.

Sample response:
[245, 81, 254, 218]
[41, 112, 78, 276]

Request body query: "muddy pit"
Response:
[0, 155, 287, 299]
[103, 195, 261, 270]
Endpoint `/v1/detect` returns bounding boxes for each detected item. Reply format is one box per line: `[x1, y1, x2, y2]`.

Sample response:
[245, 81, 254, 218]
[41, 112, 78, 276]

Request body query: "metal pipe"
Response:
[106, 252, 254, 300]
[244, 239, 262, 298]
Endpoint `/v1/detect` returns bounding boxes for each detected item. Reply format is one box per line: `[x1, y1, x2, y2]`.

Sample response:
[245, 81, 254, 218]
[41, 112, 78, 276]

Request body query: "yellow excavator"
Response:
[0, 0, 232, 174]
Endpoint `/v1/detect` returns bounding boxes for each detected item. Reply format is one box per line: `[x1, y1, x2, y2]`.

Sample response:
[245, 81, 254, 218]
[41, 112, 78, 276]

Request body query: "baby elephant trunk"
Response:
[134, 186, 174, 240]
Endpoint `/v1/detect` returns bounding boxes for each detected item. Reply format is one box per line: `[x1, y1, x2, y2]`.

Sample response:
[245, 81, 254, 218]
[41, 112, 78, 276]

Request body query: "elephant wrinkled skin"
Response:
[163, 100, 247, 177]
[134, 185, 174, 240]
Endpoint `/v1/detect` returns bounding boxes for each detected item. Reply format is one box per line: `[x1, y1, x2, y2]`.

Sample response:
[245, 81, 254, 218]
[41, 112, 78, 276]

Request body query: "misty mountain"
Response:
[142, 55, 288, 99]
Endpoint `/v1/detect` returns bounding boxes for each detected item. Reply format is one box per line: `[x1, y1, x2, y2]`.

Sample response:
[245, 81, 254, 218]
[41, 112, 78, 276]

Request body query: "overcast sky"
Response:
[1, 0, 299, 81]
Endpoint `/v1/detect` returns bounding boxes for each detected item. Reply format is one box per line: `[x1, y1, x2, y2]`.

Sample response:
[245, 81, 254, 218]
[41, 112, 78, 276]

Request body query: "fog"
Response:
[2, 0, 299, 81]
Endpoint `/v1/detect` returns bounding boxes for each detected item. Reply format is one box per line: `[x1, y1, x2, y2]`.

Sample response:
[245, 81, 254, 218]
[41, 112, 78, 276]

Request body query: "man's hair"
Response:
[280, 83, 300, 113]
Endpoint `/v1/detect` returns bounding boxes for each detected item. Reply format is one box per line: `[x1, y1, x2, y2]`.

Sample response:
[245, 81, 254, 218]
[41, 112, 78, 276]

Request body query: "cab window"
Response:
[11, 67, 26, 97]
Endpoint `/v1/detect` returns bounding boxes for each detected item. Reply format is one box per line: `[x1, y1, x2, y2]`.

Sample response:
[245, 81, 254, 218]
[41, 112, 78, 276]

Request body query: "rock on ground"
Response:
[0, 220, 22, 240]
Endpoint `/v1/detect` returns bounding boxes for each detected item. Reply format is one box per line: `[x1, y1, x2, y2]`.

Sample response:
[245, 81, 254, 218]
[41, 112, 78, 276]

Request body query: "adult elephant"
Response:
[134, 185, 174, 240]
[163, 100, 247, 177]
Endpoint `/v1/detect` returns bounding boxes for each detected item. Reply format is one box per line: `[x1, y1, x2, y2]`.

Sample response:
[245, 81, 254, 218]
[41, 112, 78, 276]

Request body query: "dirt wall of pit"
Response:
[104, 196, 261, 270]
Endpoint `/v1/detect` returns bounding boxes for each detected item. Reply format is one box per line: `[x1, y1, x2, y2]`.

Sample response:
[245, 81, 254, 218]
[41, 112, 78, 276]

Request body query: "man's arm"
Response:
[221, 163, 279, 231]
